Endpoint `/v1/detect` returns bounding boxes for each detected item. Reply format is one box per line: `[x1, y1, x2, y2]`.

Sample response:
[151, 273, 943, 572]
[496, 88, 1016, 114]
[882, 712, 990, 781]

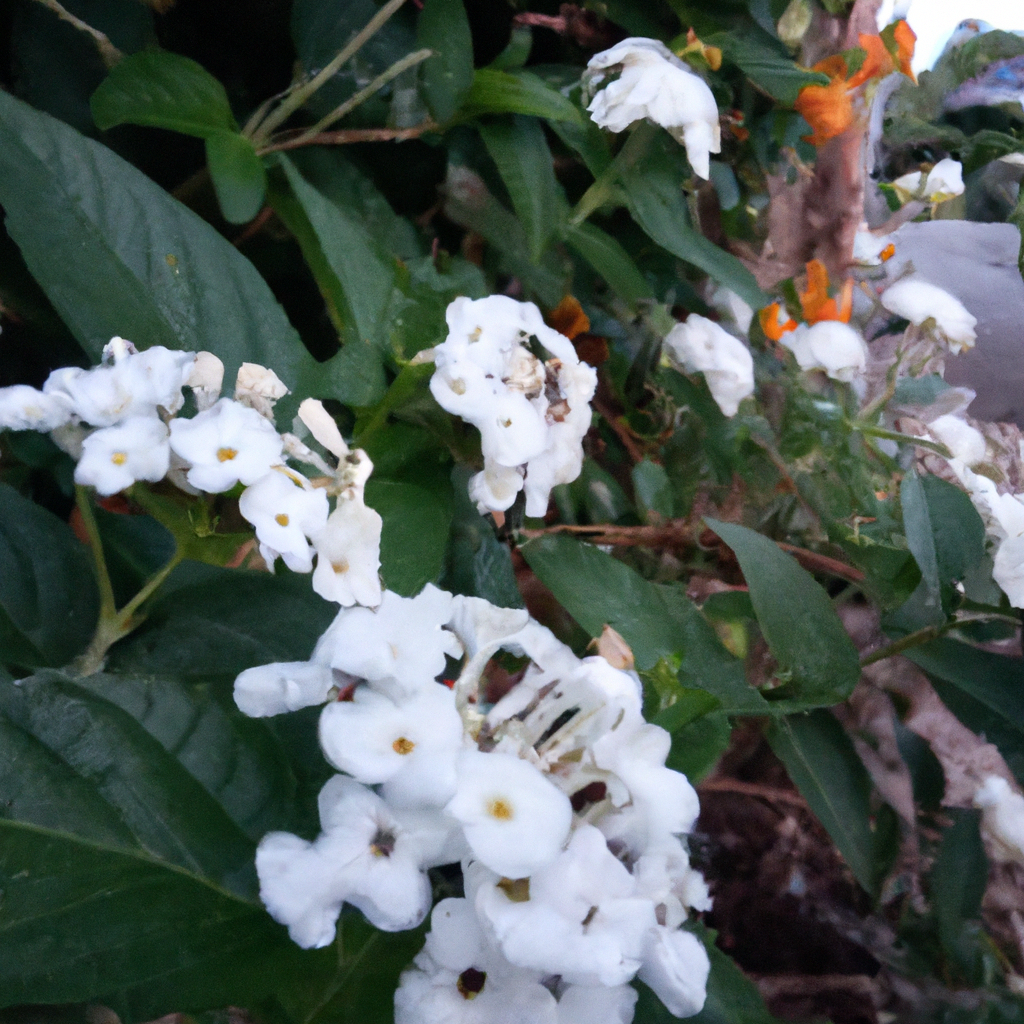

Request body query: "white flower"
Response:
[429, 296, 596, 518]
[893, 158, 965, 203]
[445, 750, 572, 878]
[474, 824, 656, 986]
[233, 661, 336, 717]
[993, 534, 1024, 609]
[663, 315, 755, 416]
[708, 286, 754, 335]
[238, 467, 329, 573]
[168, 397, 283, 492]
[44, 343, 194, 425]
[186, 351, 225, 411]
[637, 926, 710, 1018]
[257, 777, 439, 946]
[880, 278, 977, 353]
[318, 684, 464, 808]
[314, 585, 461, 698]
[73, 416, 170, 495]
[585, 37, 721, 179]
[973, 775, 1024, 866]
[234, 362, 289, 419]
[0, 384, 74, 432]
[927, 414, 986, 467]
[311, 500, 383, 607]
[779, 321, 868, 382]
[558, 984, 638, 1024]
[852, 228, 894, 266]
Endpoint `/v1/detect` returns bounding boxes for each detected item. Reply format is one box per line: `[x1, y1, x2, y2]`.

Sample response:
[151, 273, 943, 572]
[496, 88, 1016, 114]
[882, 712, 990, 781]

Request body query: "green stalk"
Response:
[569, 121, 656, 227]
[249, 0, 410, 145]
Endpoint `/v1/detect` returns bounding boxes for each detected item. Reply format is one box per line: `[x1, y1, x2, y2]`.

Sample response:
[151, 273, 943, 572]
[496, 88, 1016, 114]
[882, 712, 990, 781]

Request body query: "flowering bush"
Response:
[3, 2, 1024, 1024]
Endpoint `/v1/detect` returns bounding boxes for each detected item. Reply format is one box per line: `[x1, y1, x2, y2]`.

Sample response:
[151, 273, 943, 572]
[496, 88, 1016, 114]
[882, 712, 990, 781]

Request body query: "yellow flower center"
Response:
[275, 513, 289, 526]
[331, 559, 349, 574]
[110, 452, 128, 466]
[487, 798, 514, 821]
[216, 447, 238, 462]
[392, 737, 415, 755]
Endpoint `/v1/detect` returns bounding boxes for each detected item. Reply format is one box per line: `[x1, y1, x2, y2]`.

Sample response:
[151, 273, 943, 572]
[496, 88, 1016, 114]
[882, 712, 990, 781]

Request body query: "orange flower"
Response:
[794, 58, 855, 146]
[799, 260, 853, 324]
[759, 303, 797, 341]
[547, 295, 590, 340]
[847, 34, 893, 88]
[891, 19, 916, 80]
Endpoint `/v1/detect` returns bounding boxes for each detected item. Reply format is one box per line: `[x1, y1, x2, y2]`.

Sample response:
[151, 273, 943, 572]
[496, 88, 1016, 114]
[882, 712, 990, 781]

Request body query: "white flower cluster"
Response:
[425, 297, 597, 518]
[779, 321, 868, 383]
[662, 315, 754, 417]
[234, 585, 712, 1022]
[0, 339, 382, 607]
[892, 158, 965, 205]
[584, 38, 721, 180]
[881, 278, 977, 354]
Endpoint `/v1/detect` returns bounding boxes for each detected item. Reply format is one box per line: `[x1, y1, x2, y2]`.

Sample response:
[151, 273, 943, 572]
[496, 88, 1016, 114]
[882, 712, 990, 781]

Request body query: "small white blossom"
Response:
[238, 467, 329, 573]
[892, 158, 965, 203]
[0, 384, 74, 432]
[852, 228, 894, 266]
[73, 416, 170, 495]
[445, 750, 572, 878]
[926, 414, 987, 467]
[186, 351, 225, 411]
[663, 315, 755, 417]
[314, 585, 461, 698]
[584, 37, 721, 179]
[235, 362, 289, 419]
[168, 397, 284, 492]
[880, 278, 977, 353]
[318, 684, 464, 808]
[233, 661, 336, 717]
[973, 775, 1024, 866]
[311, 499, 383, 607]
[637, 926, 710, 1018]
[779, 321, 868, 382]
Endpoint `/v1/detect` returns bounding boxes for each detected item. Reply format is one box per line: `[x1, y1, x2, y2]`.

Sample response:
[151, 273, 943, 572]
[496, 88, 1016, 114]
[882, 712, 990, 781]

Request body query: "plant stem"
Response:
[257, 120, 437, 156]
[75, 486, 116, 619]
[860, 611, 1020, 667]
[249, 0, 409, 145]
[285, 49, 433, 147]
[30, 0, 122, 67]
[569, 121, 655, 226]
[852, 421, 952, 458]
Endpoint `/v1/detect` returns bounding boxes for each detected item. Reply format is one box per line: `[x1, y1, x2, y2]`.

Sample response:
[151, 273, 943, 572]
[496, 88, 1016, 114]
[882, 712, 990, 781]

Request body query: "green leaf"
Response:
[521, 534, 769, 714]
[665, 710, 732, 783]
[0, 90, 363, 417]
[632, 459, 674, 520]
[91, 49, 236, 137]
[711, 27, 830, 104]
[931, 809, 987, 965]
[280, 155, 396, 352]
[461, 68, 583, 123]
[548, 116, 612, 177]
[365, 479, 453, 598]
[205, 131, 267, 225]
[417, 0, 474, 122]
[769, 710, 877, 894]
[564, 221, 653, 305]
[479, 116, 563, 263]
[0, 483, 98, 669]
[617, 130, 767, 309]
[706, 519, 861, 707]
[894, 718, 945, 813]
[108, 561, 336, 679]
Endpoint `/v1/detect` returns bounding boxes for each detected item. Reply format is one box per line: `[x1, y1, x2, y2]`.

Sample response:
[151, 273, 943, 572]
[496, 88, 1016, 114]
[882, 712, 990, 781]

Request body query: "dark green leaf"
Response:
[479, 116, 563, 263]
[365, 479, 452, 598]
[205, 131, 267, 225]
[521, 534, 769, 714]
[707, 519, 861, 706]
[932, 809, 987, 961]
[632, 459, 674, 520]
[280, 155, 396, 352]
[91, 49, 236, 137]
[0, 483, 98, 669]
[618, 130, 767, 309]
[564, 221, 653, 305]
[108, 561, 336, 678]
[711, 27, 830, 104]
[769, 710, 877, 894]
[665, 710, 732, 783]
[0, 90, 362, 418]
[417, 0, 474, 122]
[894, 718, 945, 812]
[548, 115, 612, 177]
[461, 68, 583, 123]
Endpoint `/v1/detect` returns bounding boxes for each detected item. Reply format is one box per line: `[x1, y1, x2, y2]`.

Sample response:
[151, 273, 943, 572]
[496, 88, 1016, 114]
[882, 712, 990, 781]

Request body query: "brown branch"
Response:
[519, 520, 865, 583]
[258, 121, 437, 155]
[592, 395, 646, 464]
[697, 777, 808, 809]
